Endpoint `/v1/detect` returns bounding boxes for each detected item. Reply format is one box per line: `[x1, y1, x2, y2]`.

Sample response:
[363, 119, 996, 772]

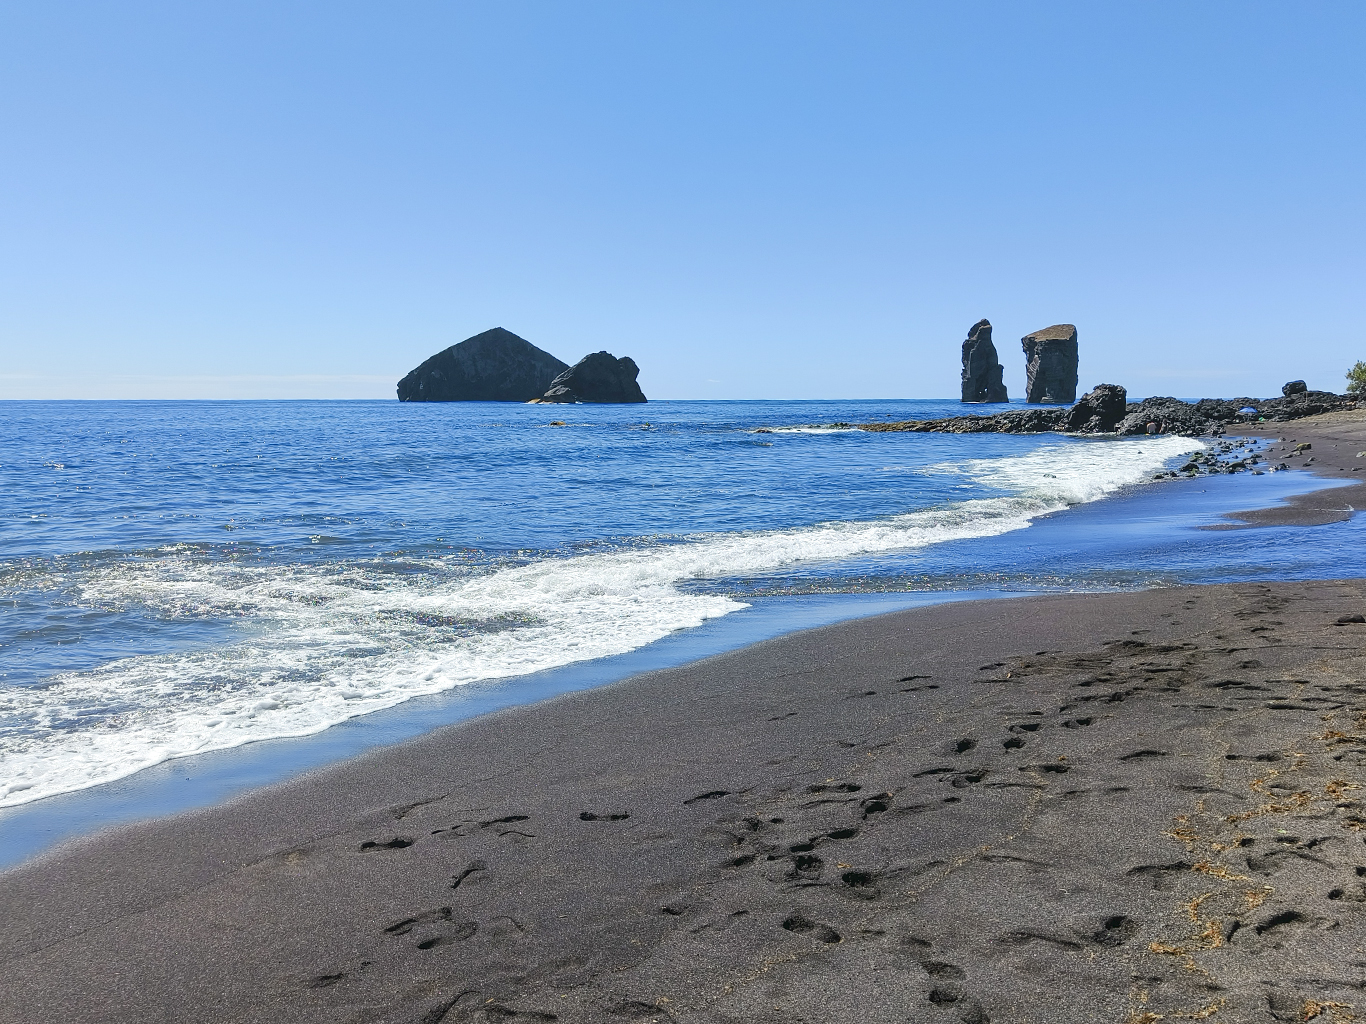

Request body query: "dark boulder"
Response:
[397, 328, 569, 402]
[1022, 325, 1078, 404]
[1064, 384, 1128, 433]
[960, 319, 1008, 403]
[532, 351, 646, 404]
[1282, 380, 1308, 397]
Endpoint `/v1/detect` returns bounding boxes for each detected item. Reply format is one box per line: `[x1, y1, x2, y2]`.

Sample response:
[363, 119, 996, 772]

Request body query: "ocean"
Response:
[2, 399, 1361, 863]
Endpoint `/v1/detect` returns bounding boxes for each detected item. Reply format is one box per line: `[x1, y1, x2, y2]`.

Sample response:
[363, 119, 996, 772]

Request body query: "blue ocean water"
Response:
[0, 399, 1360, 839]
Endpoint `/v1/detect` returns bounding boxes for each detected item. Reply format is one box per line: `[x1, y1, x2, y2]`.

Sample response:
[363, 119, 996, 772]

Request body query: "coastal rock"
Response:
[1266, 390, 1356, 418]
[1022, 325, 1078, 404]
[1282, 380, 1308, 397]
[1064, 384, 1128, 433]
[862, 407, 1065, 434]
[960, 319, 1008, 403]
[1116, 397, 1216, 437]
[863, 386, 1352, 438]
[1194, 391, 1355, 423]
[397, 328, 569, 402]
[532, 351, 647, 404]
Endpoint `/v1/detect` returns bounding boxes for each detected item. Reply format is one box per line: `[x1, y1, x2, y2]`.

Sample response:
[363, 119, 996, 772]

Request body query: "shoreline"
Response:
[4, 414, 1366, 1022]
[0, 589, 1024, 871]
[1224, 408, 1366, 526]
[1, 434, 1353, 869]
[5, 579, 1366, 1022]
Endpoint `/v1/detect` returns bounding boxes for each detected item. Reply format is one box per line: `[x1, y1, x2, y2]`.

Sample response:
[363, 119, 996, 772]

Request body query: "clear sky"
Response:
[1, 2, 1362, 401]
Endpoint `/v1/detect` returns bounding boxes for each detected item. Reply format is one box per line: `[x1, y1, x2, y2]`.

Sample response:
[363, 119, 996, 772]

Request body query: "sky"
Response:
[1, 2, 1363, 401]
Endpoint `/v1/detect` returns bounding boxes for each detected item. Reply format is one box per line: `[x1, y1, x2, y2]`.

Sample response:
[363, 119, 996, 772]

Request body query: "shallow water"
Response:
[0, 399, 1359, 863]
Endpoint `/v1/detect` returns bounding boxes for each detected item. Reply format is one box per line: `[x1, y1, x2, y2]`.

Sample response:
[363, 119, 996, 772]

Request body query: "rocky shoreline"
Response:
[860, 387, 1358, 438]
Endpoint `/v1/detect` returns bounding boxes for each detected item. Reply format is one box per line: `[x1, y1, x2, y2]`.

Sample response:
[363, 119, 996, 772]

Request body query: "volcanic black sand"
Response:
[4, 426, 1366, 1024]
[1226, 409, 1366, 527]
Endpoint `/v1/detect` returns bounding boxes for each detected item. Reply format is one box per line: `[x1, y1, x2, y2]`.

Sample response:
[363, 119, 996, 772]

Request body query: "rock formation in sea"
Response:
[960, 319, 1009, 403]
[1282, 379, 1308, 397]
[1064, 384, 1128, 433]
[1021, 325, 1079, 404]
[531, 351, 647, 404]
[397, 328, 570, 402]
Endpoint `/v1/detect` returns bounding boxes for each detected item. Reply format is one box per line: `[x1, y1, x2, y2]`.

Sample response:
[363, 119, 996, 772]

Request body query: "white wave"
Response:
[0, 435, 1201, 806]
[949, 434, 1203, 503]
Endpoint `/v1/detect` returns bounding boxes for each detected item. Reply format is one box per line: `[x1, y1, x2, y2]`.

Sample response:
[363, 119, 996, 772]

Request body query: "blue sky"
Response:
[1, 2, 1362, 400]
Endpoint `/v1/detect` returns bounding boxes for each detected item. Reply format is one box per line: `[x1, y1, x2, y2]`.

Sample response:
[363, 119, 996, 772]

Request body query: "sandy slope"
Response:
[5, 576, 1366, 1023]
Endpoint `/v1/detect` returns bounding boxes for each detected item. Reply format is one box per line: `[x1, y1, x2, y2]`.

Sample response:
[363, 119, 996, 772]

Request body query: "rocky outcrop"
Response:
[961, 319, 1008, 403]
[1022, 325, 1078, 404]
[1115, 397, 1215, 437]
[1064, 384, 1128, 433]
[1116, 391, 1356, 436]
[531, 351, 646, 404]
[1282, 380, 1308, 397]
[1192, 391, 1354, 423]
[863, 388, 1356, 437]
[861, 407, 1066, 434]
[397, 328, 569, 402]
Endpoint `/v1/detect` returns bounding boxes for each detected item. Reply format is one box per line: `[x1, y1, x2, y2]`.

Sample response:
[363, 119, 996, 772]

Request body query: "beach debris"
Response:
[960, 318, 1009, 403]
[1022, 323, 1079, 404]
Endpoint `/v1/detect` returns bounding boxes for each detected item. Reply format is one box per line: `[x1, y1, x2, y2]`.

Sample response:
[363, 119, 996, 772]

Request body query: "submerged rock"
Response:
[532, 351, 647, 404]
[397, 328, 569, 402]
[960, 319, 1009, 403]
[1064, 384, 1128, 433]
[1022, 325, 1079, 404]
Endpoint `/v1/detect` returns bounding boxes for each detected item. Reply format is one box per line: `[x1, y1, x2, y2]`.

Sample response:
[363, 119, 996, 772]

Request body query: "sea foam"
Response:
[0, 434, 1200, 806]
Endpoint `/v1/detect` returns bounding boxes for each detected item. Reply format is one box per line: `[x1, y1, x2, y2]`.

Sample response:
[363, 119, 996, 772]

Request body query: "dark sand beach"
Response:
[1228, 410, 1366, 527]
[5, 419, 1366, 1024]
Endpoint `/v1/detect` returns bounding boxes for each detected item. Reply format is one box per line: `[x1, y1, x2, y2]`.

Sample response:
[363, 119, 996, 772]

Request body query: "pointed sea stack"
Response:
[531, 351, 646, 404]
[1022, 324, 1078, 404]
[397, 328, 569, 402]
[960, 319, 1008, 403]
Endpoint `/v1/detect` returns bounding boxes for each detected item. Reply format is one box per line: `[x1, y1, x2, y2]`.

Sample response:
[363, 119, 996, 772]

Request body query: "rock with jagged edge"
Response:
[1022, 324, 1078, 404]
[530, 352, 647, 404]
[961, 319, 1009, 403]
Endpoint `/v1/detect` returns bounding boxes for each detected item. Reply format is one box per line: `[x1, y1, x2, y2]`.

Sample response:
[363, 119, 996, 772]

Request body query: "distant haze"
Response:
[1, 2, 1362, 401]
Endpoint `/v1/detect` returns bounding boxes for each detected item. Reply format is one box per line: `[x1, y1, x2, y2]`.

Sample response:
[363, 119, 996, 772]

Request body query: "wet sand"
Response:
[1225, 408, 1366, 526]
[5, 576, 1366, 1024]
[4, 418, 1366, 1024]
